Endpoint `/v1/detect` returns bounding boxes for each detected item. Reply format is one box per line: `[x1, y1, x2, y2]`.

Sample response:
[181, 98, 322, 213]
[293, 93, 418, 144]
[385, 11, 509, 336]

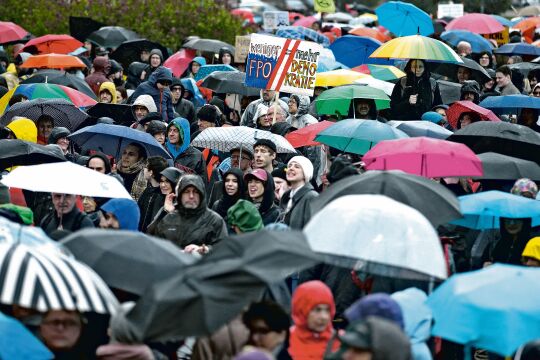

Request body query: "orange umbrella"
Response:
[21, 34, 83, 55]
[20, 54, 87, 70]
[349, 27, 391, 42]
[515, 17, 540, 42]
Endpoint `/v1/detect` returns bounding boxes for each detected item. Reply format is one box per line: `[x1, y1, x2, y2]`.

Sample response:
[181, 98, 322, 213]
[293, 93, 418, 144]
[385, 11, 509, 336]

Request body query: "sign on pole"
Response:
[437, 3, 464, 19]
[244, 34, 322, 96]
[263, 11, 290, 30]
[483, 27, 509, 46]
[314, 0, 336, 13]
[235, 35, 251, 63]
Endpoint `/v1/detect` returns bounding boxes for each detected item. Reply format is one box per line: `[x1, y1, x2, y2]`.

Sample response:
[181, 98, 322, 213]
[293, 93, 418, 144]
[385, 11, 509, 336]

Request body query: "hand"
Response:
[409, 94, 418, 105]
[184, 244, 200, 253]
[483, 261, 493, 268]
[140, 70, 146, 80]
[164, 193, 176, 213]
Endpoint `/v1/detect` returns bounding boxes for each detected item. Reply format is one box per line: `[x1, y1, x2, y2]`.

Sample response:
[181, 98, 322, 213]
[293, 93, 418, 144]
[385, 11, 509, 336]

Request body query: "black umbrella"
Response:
[120, 230, 319, 342]
[182, 38, 234, 54]
[475, 152, 540, 180]
[508, 62, 540, 77]
[69, 16, 106, 43]
[0, 98, 88, 131]
[432, 57, 491, 85]
[448, 122, 540, 165]
[61, 229, 196, 297]
[0, 139, 66, 170]
[111, 39, 169, 69]
[21, 70, 96, 99]
[200, 71, 260, 96]
[86, 103, 136, 127]
[310, 170, 461, 226]
[437, 79, 461, 104]
[87, 26, 140, 49]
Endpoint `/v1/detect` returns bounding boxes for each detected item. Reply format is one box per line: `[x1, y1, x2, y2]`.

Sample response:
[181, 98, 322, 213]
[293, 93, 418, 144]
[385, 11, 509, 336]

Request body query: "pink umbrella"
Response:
[446, 13, 504, 34]
[362, 137, 483, 178]
[285, 120, 334, 148]
[163, 49, 196, 77]
[0, 22, 28, 44]
[293, 16, 318, 28]
[446, 100, 501, 130]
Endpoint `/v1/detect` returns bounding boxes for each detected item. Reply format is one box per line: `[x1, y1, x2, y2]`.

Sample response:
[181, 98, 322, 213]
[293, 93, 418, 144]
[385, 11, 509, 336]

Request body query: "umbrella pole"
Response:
[272, 91, 278, 125]
[428, 276, 434, 294]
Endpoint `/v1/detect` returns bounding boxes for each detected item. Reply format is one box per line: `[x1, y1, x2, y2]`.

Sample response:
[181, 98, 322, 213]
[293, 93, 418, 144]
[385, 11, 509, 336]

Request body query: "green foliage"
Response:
[0, 0, 246, 50]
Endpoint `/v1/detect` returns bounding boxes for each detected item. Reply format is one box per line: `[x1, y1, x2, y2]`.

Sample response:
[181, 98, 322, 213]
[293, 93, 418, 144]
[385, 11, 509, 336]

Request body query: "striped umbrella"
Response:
[369, 35, 463, 63]
[275, 26, 331, 47]
[352, 64, 405, 81]
[0, 243, 118, 314]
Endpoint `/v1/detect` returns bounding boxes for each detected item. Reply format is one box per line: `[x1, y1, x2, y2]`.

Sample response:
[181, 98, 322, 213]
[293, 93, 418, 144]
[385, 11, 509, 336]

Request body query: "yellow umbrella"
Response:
[315, 69, 371, 87]
[369, 35, 463, 63]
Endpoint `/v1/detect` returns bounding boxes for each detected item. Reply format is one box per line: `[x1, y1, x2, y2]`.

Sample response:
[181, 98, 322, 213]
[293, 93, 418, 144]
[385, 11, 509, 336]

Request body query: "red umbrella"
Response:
[0, 22, 28, 44]
[289, 12, 305, 22]
[164, 49, 195, 78]
[286, 120, 334, 148]
[363, 137, 483, 178]
[446, 100, 501, 130]
[21, 34, 83, 55]
[293, 16, 318, 28]
[231, 8, 255, 24]
[446, 13, 504, 34]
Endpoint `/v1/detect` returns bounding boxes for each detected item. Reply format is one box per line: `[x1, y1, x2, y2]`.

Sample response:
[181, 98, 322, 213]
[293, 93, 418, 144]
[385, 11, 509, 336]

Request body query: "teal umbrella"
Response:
[316, 84, 390, 117]
[194, 64, 236, 81]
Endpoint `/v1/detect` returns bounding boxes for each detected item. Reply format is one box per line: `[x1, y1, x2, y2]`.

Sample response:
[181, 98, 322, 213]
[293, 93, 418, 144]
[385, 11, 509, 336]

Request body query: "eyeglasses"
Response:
[42, 319, 81, 329]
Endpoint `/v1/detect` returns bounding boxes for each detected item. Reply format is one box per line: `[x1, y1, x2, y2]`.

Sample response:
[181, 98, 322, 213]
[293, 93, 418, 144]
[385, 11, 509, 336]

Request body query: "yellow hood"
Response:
[99, 81, 117, 104]
[6, 118, 37, 143]
[523, 237, 540, 262]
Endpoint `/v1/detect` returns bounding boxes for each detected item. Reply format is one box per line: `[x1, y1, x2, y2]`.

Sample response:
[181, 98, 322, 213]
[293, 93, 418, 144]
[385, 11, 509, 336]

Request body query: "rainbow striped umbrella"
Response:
[369, 35, 463, 63]
[0, 83, 97, 115]
[352, 64, 405, 81]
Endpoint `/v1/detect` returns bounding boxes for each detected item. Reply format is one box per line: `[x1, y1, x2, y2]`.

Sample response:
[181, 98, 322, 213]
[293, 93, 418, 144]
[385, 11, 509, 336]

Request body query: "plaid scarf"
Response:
[117, 159, 147, 201]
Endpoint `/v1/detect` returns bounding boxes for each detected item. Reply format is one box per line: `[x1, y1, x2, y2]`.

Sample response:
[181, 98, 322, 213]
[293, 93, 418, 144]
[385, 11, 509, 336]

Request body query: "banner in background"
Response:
[263, 11, 289, 30]
[235, 35, 251, 63]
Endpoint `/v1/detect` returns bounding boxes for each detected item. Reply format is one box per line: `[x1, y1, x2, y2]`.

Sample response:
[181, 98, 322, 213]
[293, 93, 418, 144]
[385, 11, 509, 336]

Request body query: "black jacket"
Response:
[280, 183, 318, 230]
[40, 208, 95, 237]
[250, 170, 281, 225]
[138, 185, 165, 232]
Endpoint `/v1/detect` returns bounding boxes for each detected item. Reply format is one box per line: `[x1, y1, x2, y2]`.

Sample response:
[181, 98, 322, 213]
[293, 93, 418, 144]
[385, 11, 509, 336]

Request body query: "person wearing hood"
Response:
[148, 174, 227, 252]
[170, 78, 196, 123]
[517, 108, 540, 132]
[241, 90, 289, 128]
[48, 127, 79, 163]
[40, 193, 94, 238]
[141, 48, 164, 81]
[212, 168, 246, 224]
[137, 157, 168, 232]
[218, 47, 234, 66]
[116, 142, 148, 201]
[85, 56, 111, 95]
[132, 94, 158, 124]
[180, 77, 207, 108]
[227, 199, 264, 234]
[130, 66, 175, 122]
[98, 81, 117, 104]
[254, 104, 271, 131]
[460, 80, 481, 104]
[99, 198, 141, 231]
[108, 59, 125, 88]
[390, 59, 442, 120]
[286, 95, 318, 129]
[348, 98, 387, 122]
[188, 56, 207, 78]
[245, 169, 281, 225]
[165, 117, 207, 180]
[2, 117, 37, 142]
[146, 120, 167, 145]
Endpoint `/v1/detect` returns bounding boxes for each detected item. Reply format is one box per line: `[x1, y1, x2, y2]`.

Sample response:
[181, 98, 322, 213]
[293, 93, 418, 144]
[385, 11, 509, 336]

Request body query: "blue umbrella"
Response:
[329, 35, 394, 68]
[440, 30, 494, 54]
[376, 1, 434, 36]
[495, 43, 540, 57]
[451, 190, 540, 229]
[480, 94, 540, 115]
[427, 264, 540, 357]
[0, 216, 68, 255]
[181, 78, 206, 108]
[489, 14, 514, 28]
[0, 311, 53, 359]
[317, 57, 349, 73]
[387, 120, 453, 139]
[275, 26, 331, 47]
[194, 64, 236, 81]
[68, 123, 171, 159]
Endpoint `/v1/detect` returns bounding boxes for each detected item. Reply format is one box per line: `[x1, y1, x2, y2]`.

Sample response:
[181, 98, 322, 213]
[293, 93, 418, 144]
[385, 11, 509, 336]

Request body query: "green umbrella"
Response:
[316, 84, 391, 117]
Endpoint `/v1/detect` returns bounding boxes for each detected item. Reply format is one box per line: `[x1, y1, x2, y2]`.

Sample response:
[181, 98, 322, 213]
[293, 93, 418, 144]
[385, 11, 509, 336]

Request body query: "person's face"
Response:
[504, 219, 524, 235]
[479, 54, 490, 67]
[181, 186, 200, 209]
[521, 108, 536, 125]
[159, 176, 174, 195]
[530, 77, 538, 89]
[150, 54, 161, 67]
[274, 177, 289, 200]
[533, 87, 540, 98]
[140, 50, 150, 62]
[258, 114, 271, 127]
[507, 57, 515, 65]
[435, 108, 447, 122]
[224, 174, 239, 196]
[171, 86, 182, 101]
[156, 80, 170, 90]
[266, 107, 285, 123]
[222, 53, 232, 65]
[496, 72, 509, 87]
[82, 196, 97, 213]
[52, 193, 76, 215]
[306, 304, 331, 333]
[99, 90, 112, 103]
[463, 92, 475, 102]
[38, 120, 54, 139]
[247, 179, 265, 200]
[248, 319, 286, 352]
[523, 257, 540, 267]
[484, 79, 495, 90]
[154, 132, 166, 145]
[88, 157, 107, 173]
[40, 311, 82, 352]
[457, 67, 471, 83]
[262, 90, 275, 102]
[56, 137, 69, 152]
[459, 114, 474, 128]
[286, 161, 305, 184]
[288, 98, 298, 114]
[253, 146, 275, 169]
[100, 212, 120, 229]
[168, 126, 180, 144]
[198, 119, 214, 131]
[356, 100, 371, 117]
[120, 145, 141, 169]
[116, 90, 124, 104]
[343, 348, 373, 360]
[231, 150, 252, 171]
[410, 60, 424, 77]
[134, 105, 149, 121]
[191, 62, 201, 74]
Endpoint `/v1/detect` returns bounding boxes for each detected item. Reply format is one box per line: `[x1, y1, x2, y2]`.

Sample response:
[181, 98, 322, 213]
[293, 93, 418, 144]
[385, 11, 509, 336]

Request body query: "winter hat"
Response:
[146, 120, 167, 136]
[48, 127, 71, 145]
[511, 178, 538, 198]
[253, 138, 276, 153]
[197, 104, 221, 126]
[271, 164, 288, 181]
[345, 293, 405, 330]
[101, 198, 140, 231]
[133, 94, 158, 113]
[160, 167, 183, 186]
[0, 204, 33, 225]
[327, 155, 358, 184]
[421, 111, 444, 124]
[149, 48, 164, 62]
[254, 104, 268, 122]
[287, 156, 314, 183]
[227, 199, 264, 233]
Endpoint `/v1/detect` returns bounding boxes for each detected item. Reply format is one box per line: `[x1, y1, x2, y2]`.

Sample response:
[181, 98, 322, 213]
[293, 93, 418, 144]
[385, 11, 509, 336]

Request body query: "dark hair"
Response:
[146, 156, 168, 182]
[242, 301, 290, 333]
[475, 51, 493, 68]
[496, 65, 512, 77]
[37, 114, 54, 126]
[116, 86, 128, 101]
[404, 59, 429, 79]
[125, 142, 147, 160]
[457, 111, 481, 129]
[8, 94, 28, 107]
[86, 152, 112, 174]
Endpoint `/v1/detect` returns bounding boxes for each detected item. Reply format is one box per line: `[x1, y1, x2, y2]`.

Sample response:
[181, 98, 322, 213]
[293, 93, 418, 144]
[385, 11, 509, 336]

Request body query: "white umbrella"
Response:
[191, 126, 296, 153]
[387, 120, 453, 139]
[303, 194, 447, 280]
[1, 162, 131, 199]
[324, 12, 354, 23]
[354, 77, 395, 96]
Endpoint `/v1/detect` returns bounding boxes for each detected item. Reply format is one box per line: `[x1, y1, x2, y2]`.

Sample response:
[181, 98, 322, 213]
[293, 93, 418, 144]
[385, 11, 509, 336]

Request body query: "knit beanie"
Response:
[287, 156, 313, 183]
[227, 199, 264, 233]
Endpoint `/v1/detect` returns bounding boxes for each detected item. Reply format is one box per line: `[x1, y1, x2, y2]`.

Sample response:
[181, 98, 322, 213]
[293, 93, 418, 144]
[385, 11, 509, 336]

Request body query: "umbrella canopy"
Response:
[446, 100, 501, 130]
[1, 162, 132, 199]
[110, 39, 169, 69]
[231, 8, 255, 23]
[314, 119, 408, 155]
[317, 57, 349, 73]
[352, 64, 405, 81]
[387, 120, 453, 139]
[0, 139, 66, 170]
[304, 194, 447, 280]
[0, 243, 118, 314]
[0, 216, 66, 255]
[21, 34, 83, 55]
[325, 12, 354, 23]
[182, 38, 234, 54]
[21, 69, 96, 99]
[476, 152, 540, 180]
[363, 137, 483, 178]
[489, 14, 514, 28]
[437, 79, 463, 104]
[310, 170, 461, 226]
[451, 190, 540, 229]
[20, 53, 87, 70]
[427, 264, 540, 356]
[519, 5, 540, 16]
[62, 229, 197, 296]
[87, 26, 140, 48]
[194, 64, 237, 81]
[314, 69, 370, 87]
[479, 94, 540, 115]
[0, 98, 88, 131]
[354, 76, 395, 96]
[349, 27, 391, 43]
[0, 22, 29, 45]
[431, 56, 491, 84]
[275, 26, 330, 47]
[316, 84, 390, 116]
[191, 126, 296, 153]
[375, 1, 434, 36]
[495, 43, 540, 57]
[446, 13, 504, 34]
[0, 312, 53, 360]
[329, 35, 394, 67]
[69, 16, 105, 43]
[447, 121, 540, 164]
[514, 16, 540, 39]
[200, 71, 260, 96]
[293, 15, 318, 27]
[369, 35, 463, 63]
[441, 30, 494, 54]
[285, 120, 334, 147]
[508, 62, 540, 77]
[68, 123, 171, 159]
[163, 49, 195, 78]
[85, 103, 137, 127]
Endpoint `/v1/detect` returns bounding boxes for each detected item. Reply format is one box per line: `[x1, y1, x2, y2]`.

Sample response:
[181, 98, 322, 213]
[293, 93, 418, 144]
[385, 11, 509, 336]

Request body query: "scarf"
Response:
[117, 159, 147, 201]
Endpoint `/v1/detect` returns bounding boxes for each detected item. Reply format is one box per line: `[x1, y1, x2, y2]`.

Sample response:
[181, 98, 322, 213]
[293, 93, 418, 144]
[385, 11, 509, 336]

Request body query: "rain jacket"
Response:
[171, 77, 196, 123]
[6, 118, 37, 142]
[138, 185, 165, 233]
[40, 206, 94, 236]
[165, 118, 207, 180]
[212, 168, 246, 221]
[189, 56, 207, 78]
[180, 78, 206, 108]
[286, 95, 318, 129]
[280, 183, 318, 230]
[85, 56, 111, 95]
[101, 198, 141, 231]
[131, 66, 175, 122]
[148, 174, 227, 248]
[241, 91, 289, 127]
[142, 48, 164, 81]
[99, 81, 117, 104]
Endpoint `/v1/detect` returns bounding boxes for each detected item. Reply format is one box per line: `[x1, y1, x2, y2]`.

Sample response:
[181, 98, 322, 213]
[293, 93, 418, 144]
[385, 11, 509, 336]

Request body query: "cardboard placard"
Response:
[437, 3, 464, 19]
[263, 11, 290, 30]
[235, 35, 251, 63]
[483, 27, 509, 46]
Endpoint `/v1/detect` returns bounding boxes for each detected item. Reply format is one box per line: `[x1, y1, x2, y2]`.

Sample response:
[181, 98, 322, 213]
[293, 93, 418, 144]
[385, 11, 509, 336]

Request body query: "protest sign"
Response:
[437, 3, 464, 19]
[235, 35, 251, 63]
[483, 27, 509, 46]
[263, 11, 289, 30]
[314, 0, 336, 13]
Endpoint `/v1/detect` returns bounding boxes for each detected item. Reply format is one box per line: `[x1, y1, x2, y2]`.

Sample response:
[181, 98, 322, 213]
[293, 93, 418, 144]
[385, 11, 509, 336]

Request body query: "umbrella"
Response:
[325, 12, 354, 23]
[61, 229, 197, 296]
[441, 30, 494, 54]
[446, 100, 500, 130]
[353, 76, 395, 96]
[231, 8, 255, 23]
[304, 194, 447, 280]
[329, 35, 394, 67]
[0, 216, 67, 255]
[1, 162, 132, 199]
[317, 57, 349, 73]
[316, 84, 391, 116]
[200, 71, 260, 96]
[387, 120, 453, 139]
[121, 230, 318, 341]
[476, 152, 540, 180]
[21, 34, 83, 55]
[0, 312, 53, 360]
[447, 121, 540, 164]
[0, 243, 118, 314]
[0, 98, 88, 131]
[518, 5, 540, 16]
[363, 137, 483, 178]
[369, 35, 463, 63]
[0, 22, 29, 45]
[451, 190, 540, 229]
[111, 39, 169, 69]
[191, 126, 295, 153]
[20, 53, 87, 70]
[427, 264, 540, 357]
[431, 56, 491, 84]
[489, 14, 514, 28]
[285, 120, 334, 147]
[183, 38, 234, 54]
[86, 103, 137, 126]
[508, 62, 540, 77]
[275, 26, 331, 47]
[68, 16, 106, 43]
[68, 123, 171, 159]
[514, 17, 540, 41]
[314, 119, 408, 155]
[314, 69, 370, 87]
[0, 139, 66, 170]
[375, 1, 434, 36]
[310, 170, 461, 226]
[194, 64, 237, 81]
[446, 13, 504, 34]
[21, 69, 97, 99]
[479, 94, 540, 115]
[293, 15, 318, 27]
[352, 64, 405, 81]
[437, 79, 462, 104]
[163, 49, 195, 78]
[349, 27, 391, 43]
[495, 43, 540, 57]
[87, 26, 140, 48]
